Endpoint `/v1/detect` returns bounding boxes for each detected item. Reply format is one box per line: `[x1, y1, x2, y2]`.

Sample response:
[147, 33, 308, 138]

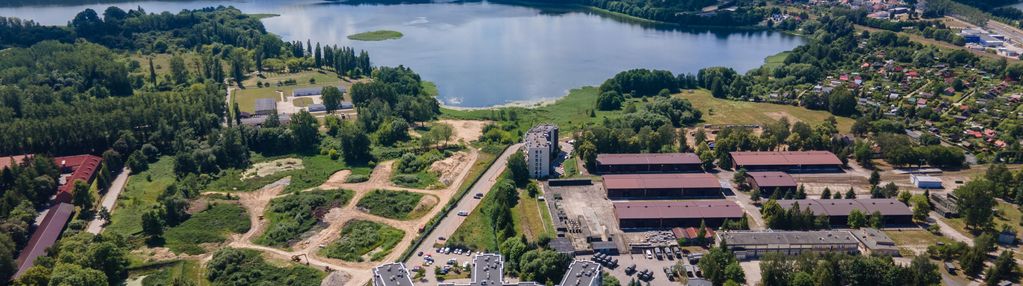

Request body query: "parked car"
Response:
[457, 210, 469, 216]
[645, 250, 653, 259]
[417, 251, 423, 256]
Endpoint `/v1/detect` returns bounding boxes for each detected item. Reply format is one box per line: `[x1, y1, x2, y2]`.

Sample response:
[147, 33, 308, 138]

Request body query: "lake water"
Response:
[0, 0, 805, 107]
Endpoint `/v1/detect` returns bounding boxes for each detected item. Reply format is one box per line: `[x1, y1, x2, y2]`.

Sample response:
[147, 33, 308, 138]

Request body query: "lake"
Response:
[0, 0, 805, 107]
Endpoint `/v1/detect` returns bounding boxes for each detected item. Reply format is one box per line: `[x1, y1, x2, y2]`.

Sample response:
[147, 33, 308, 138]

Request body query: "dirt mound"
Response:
[430, 151, 471, 186]
[241, 158, 304, 180]
[321, 271, 352, 286]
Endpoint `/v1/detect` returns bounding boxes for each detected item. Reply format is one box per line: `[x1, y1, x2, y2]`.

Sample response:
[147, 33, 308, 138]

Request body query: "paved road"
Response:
[406, 143, 523, 283]
[87, 167, 130, 234]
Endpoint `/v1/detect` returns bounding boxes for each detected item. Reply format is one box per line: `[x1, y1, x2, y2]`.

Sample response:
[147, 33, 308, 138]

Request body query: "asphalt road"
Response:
[407, 143, 523, 283]
[87, 167, 130, 234]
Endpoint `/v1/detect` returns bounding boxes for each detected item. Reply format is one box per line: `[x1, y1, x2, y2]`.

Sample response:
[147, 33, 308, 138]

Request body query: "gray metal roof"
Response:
[718, 230, 860, 247]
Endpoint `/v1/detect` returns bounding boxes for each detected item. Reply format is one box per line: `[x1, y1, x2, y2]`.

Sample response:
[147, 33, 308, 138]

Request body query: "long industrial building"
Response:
[603, 173, 722, 199]
[774, 199, 913, 226]
[614, 200, 745, 229]
[745, 171, 797, 196]
[14, 203, 74, 278]
[594, 153, 703, 173]
[730, 151, 843, 172]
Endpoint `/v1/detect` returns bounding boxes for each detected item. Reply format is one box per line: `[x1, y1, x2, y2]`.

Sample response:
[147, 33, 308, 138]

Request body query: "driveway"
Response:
[87, 167, 129, 234]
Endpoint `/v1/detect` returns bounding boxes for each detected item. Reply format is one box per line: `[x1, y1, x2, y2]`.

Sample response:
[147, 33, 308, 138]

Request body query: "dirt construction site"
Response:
[165, 120, 493, 286]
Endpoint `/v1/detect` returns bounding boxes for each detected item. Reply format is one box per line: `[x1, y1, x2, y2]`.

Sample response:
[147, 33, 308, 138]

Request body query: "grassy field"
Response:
[164, 203, 251, 255]
[884, 229, 954, 257]
[292, 97, 314, 107]
[442, 87, 610, 138]
[320, 220, 405, 262]
[510, 187, 553, 241]
[347, 30, 404, 41]
[443, 86, 855, 137]
[944, 200, 1022, 237]
[133, 259, 208, 286]
[207, 154, 368, 193]
[257, 189, 354, 248]
[683, 90, 855, 133]
[106, 156, 176, 237]
[233, 70, 344, 113]
[761, 51, 791, 71]
[562, 157, 579, 178]
[448, 171, 552, 250]
[356, 190, 428, 220]
[392, 172, 441, 189]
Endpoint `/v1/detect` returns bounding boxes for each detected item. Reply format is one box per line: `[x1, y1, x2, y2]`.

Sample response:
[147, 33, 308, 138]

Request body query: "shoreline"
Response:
[439, 96, 564, 111]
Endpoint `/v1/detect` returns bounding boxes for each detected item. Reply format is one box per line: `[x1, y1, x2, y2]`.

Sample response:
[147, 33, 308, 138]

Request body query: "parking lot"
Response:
[580, 246, 708, 286]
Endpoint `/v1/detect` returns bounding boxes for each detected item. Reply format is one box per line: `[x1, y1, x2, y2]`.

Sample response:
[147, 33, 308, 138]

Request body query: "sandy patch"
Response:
[764, 111, 800, 124]
[241, 158, 304, 180]
[439, 119, 489, 143]
[321, 271, 352, 286]
[430, 151, 472, 187]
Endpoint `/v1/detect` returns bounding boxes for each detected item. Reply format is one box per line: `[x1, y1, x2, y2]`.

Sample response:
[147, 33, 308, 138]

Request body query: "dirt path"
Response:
[222, 148, 481, 286]
[438, 119, 489, 144]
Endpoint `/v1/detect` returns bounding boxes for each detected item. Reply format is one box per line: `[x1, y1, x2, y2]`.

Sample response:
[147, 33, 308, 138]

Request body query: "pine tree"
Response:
[821, 187, 832, 199]
[845, 188, 856, 199]
[148, 57, 157, 85]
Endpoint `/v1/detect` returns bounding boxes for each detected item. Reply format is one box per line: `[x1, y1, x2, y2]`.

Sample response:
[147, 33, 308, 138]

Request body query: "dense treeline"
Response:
[759, 253, 940, 286]
[586, 0, 768, 26]
[0, 42, 224, 156]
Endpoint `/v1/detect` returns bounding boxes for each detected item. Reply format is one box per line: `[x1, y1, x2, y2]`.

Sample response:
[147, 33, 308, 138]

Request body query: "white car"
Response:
[645, 250, 653, 259]
[457, 210, 469, 216]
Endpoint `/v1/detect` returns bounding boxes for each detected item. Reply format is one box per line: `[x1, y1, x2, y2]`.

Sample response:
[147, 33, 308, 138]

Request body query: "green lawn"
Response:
[562, 157, 579, 178]
[292, 97, 314, 107]
[320, 220, 405, 262]
[347, 30, 404, 41]
[207, 154, 367, 193]
[391, 171, 442, 189]
[106, 156, 176, 237]
[164, 203, 251, 255]
[761, 51, 791, 71]
[257, 189, 354, 248]
[356, 190, 428, 220]
[683, 90, 855, 133]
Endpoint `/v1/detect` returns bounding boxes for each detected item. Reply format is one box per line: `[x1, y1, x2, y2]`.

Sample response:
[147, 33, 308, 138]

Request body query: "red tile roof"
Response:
[602, 173, 720, 190]
[730, 151, 842, 167]
[775, 199, 912, 217]
[746, 171, 797, 188]
[0, 154, 33, 170]
[596, 153, 701, 166]
[54, 155, 102, 202]
[14, 203, 73, 279]
[614, 200, 744, 220]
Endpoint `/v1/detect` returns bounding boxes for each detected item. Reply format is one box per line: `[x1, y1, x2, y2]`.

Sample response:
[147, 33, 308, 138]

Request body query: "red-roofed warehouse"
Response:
[776, 199, 913, 226]
[603, 173, 722, 199]
[615, 200, 745, 228]
[746, 171, 798, 196]
[730, 151, 843, 172]
[595, 153, 703, 173]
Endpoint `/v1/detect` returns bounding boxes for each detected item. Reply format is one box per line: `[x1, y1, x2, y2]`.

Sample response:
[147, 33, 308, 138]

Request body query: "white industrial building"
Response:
[525, 124, 558, 178]
[911, 174, 943, 189]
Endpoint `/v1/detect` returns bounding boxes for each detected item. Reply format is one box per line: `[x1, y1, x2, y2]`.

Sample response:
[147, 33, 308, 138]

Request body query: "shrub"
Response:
[345, 174, 369, 183]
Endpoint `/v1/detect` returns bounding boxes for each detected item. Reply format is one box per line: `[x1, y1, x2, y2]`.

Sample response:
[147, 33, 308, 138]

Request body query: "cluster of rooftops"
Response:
[373, 253, 601, 286]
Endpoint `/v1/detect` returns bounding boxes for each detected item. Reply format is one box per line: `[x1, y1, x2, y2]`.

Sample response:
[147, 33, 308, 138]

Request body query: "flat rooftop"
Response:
[747, 171, 797, 188]
[718, 230, 859, 246]
[596, 153, 701, 166]
[472, 253, 504, 286]
[558, 261, 601, 286]
[602, 173, 720, 190]
[775, 199, 912, 217]
[614, 200, 744, 220]
[373, 263, 414, 286]
[730, 151, 843, 166]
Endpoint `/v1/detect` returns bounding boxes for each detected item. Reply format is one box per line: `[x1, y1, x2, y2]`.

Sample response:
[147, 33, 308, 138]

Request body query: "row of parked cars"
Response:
[644, 245, 684, 260]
